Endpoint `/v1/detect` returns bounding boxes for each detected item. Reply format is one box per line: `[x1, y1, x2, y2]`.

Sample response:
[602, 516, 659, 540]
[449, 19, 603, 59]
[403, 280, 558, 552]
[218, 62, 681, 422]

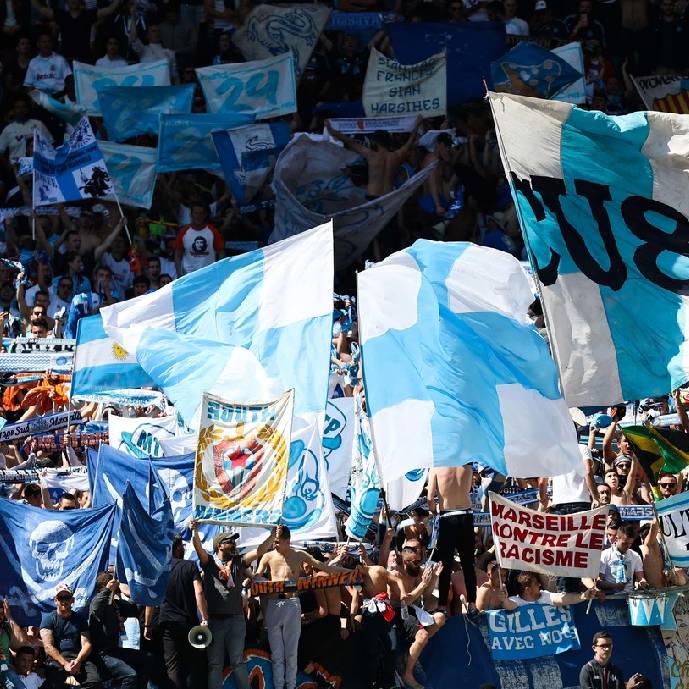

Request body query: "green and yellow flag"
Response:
[621, 425, 689, 483]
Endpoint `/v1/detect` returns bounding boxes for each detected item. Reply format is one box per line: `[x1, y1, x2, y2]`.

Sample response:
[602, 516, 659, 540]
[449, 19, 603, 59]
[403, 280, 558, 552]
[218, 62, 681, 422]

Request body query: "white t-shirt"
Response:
[506, 17, 529, 35]
[174, 225, 223, 274]
[599, 545, 643, 593]
[18, 673, 43, 689]
[0, 119, 53, 162]
[95, 55, 129, 69]
[24, 52, 72, 94]
[101, 252, 133, 294]
[508, 590, 555, 607]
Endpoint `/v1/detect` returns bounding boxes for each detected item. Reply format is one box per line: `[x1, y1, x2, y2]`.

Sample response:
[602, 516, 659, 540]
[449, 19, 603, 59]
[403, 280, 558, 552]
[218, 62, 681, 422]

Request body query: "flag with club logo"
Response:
[32, 117, 112, 207]
[194, 390, 294, 526]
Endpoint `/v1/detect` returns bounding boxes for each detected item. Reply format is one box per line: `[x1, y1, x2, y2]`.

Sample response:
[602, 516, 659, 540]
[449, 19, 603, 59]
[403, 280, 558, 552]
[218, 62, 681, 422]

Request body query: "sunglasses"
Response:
[56, 594, 72, 602]
[596, 643, 612, 648]
[659, 483, 677, 488]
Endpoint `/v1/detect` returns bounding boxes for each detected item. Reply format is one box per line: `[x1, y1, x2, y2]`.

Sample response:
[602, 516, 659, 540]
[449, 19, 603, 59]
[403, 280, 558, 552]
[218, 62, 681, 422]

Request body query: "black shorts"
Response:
[394, 607, 421, 645]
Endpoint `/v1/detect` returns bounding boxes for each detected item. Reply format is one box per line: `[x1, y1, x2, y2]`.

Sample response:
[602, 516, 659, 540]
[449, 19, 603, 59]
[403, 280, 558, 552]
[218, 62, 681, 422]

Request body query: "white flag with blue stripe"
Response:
[359, 240, 580, 481]
[490, 91, 689, 405]
[101, 221, 338, 539]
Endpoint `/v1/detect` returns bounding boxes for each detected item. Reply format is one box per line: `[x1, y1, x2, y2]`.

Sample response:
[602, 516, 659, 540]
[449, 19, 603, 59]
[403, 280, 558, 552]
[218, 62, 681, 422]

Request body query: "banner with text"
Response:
[193, 390, 294, 526]
[74, 60, 170, 116]
[363, 47, 446, 118]
[632, 75, 689, 113]
[197, 53, 296, 119]
[490, 492, 608, 577]
[656, 492, 689, 568]
[327, 115, 418, 135]
[486, 603, 580, 660]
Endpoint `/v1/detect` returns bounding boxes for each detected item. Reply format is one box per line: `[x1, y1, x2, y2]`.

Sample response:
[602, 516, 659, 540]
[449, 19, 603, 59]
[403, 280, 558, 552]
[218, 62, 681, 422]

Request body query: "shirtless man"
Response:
[427, 466, 478, 618]
[604, 465, 637, 505]
[476, 561, 509, 612]
[254, 526, 350, 689]
[421, 133, 452, 217]
[326, 116, 421, 198]
[388, 538, 445, 689]
[639, 520, 665, 589]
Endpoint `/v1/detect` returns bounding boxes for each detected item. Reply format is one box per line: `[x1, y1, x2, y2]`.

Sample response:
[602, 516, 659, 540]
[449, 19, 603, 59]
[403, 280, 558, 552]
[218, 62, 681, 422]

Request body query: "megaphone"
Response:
[188, 624, 213, 649]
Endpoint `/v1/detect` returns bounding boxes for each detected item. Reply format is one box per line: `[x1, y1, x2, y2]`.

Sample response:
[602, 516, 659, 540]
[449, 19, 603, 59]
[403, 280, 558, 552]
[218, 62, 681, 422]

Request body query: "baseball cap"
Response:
[55, 584, 74, 598]
[213, 531, 239, 551]
[534, 0, 547, 9]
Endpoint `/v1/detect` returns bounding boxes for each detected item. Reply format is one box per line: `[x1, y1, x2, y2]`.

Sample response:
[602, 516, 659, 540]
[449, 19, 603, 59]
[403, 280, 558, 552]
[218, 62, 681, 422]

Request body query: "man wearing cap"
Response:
[40, 583, 101, 688]
[190, 521, 275, 689]
[530, 0, 568, 45]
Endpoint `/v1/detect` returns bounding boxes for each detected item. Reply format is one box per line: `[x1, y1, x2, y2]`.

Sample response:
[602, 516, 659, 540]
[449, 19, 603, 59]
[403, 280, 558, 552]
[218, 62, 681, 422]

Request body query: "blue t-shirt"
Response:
[40, 611, 88, 654]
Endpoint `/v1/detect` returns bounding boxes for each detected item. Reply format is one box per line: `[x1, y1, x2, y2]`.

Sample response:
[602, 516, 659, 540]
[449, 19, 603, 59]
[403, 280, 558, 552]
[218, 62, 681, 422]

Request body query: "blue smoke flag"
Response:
[98, 142, 157, 209]
[0, 500, 115, 625]
[71, 314, 154, 400]
[489, 91, 689, 404]
[358, 240, 580, 482]
[212, 122, 291, 206]
[97, 85, 194, 142]
[386, 22, 506, 107]
[345, 394, 380, 539]
[156, 113, 254, 173]
[32, 117, 113, 207]
[196, 53, 296, 119]
[117, 481, 174, 605]
[101, 222, 339, 540]
[490, 42, 582, 99]
[29, 89, 86, 126]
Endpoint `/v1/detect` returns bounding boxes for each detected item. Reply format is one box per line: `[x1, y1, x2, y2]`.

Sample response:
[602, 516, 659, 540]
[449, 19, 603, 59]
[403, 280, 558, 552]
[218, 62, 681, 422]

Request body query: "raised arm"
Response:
[94, 216, 125, 262]
[325, 121, 371, 158]
[189, 520, 209, 566]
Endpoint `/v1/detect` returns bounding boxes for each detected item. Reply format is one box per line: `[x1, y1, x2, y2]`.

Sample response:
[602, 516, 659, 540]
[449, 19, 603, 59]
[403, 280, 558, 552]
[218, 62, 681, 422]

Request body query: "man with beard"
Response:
[388, 538, 445, 689]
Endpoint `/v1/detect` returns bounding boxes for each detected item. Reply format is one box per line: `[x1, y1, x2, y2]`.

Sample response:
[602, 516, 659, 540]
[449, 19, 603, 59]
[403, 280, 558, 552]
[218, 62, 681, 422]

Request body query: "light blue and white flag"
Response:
[101, 221, 338, 540]
[212, 122, 290, 206]
[552, 42, 585, 105]
[70, 314, 154, 400]
[345, 394, 380, 539]
[99, 141, 157, 208]
[270, 136, 433, 268]
[29, 89, 86, 126]
[117, 481, 174, 605]
[0, 500, 115, 626]
[73, 59, 171, 116]
[656, 492, 689, 567]
[323, 396, 355, 499]
[385, 468, 428, 512]
[108, 415, 177, 459]
[358, 240, 580, 481]
[233, 4, 331, 80]
[196, 53, 296, 119]
[156, 113, 254, 173]
[97, 84, 194, 142]
[32, 117, 113, 207]
[490, 91, 689, 404]
[486, 603, 580, 660]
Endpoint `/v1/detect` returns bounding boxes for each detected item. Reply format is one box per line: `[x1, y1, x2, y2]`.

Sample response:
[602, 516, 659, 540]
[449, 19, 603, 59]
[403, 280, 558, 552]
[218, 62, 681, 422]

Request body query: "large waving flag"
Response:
[194, 390, 294, 526]
[101, 222, 338, 540]
[33, 117, 112, 207]
[359, 240, 580, 481]
[0, 500, 115, 625]
[621, 426, 689, 483]
[70, 314, 154, 400]
[99, 141, 157, 209]
[117, 482, 174, 605]
[489, 91, 689, 405]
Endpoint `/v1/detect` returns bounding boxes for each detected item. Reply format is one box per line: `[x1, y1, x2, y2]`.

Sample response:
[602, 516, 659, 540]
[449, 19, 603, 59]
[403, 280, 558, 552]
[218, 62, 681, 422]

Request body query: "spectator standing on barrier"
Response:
[427, 466, 478, 619]
[190, 521, 275, 689]
[40, 583, 101, 689]
[579, 631, 626, 689]
[147, 534, 209, 689]
[594, 524, 648, 593]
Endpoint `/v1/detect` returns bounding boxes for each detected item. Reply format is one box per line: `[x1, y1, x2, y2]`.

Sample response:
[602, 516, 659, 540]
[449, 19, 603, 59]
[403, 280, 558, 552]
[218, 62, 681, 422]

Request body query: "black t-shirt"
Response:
[201, 555, 243, 616]
[159, 558, 201, 625]
[57, 9, 97, 62]
[40, 610, 88, 655]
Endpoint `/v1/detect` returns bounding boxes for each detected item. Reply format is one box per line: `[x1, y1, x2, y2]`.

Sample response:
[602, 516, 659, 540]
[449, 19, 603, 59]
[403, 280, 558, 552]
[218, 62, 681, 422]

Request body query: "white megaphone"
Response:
[188, 624, 213, 649]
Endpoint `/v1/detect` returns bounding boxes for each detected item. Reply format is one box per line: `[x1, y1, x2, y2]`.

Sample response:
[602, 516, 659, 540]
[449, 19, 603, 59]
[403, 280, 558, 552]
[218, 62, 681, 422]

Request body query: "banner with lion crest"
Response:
[193, 390, 294, 526]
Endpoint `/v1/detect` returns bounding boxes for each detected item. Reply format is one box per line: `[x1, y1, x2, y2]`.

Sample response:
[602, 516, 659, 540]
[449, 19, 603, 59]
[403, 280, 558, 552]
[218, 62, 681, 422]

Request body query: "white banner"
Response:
[362, 47, 446, 118]
[327, 116, 418, 135]
[490, 492, 608, 577]
[196, 53, 296, 119]
[108, 415, 177, 459]
[73, 60, 170, 116]
[632, 74, 689, 112]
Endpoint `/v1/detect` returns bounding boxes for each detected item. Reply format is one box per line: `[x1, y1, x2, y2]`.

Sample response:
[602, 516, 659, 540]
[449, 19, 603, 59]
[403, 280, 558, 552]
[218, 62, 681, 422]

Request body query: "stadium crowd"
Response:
[0, 0, 687, 688]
